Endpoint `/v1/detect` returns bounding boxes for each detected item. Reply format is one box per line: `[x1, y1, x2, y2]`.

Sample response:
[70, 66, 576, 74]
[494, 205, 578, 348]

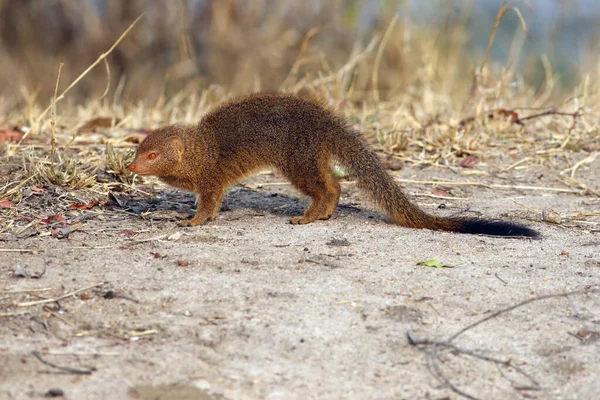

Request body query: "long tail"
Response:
[330, 128, 539, 238]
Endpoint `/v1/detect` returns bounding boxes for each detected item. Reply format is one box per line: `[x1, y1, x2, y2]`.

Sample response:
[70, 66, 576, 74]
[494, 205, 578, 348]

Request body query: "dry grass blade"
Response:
[0, 175, 35, 200]
[50, 63, 64, 172]
[468, 1, 529, 100]
[28, 153, 98, 189]
[18, 12, 145, 143]
[105, 143, 135, 184]
[16, 282, 108, 307]
[371, 14, 399, 103]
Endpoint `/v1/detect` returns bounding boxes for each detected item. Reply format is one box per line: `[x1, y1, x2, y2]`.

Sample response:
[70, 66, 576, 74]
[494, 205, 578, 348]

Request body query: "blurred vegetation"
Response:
[0, 0, 598, 209]
[1, 0, 598, 108]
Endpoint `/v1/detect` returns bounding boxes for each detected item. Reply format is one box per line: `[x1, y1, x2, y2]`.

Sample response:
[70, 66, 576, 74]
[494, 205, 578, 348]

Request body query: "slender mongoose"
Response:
[128, 93, 538, 237]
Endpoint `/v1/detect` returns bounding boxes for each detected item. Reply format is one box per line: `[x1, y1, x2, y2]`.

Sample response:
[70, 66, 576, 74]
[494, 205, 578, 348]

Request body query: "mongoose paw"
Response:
[289, 216, 314, 225]
[178, 217, 206, 227]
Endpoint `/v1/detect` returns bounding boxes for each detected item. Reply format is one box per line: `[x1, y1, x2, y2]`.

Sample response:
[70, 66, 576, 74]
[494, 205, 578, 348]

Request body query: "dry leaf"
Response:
[0, 129, 24, 142]
[78, 117, 121, 133]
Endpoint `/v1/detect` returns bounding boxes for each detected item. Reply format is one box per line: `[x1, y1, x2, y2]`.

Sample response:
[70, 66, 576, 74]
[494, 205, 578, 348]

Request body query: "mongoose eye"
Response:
[147, 153, 157, 160]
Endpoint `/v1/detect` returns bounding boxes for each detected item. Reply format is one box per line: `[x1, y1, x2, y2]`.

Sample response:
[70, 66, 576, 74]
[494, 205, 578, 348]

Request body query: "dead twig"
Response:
[408, 288, 600, 399]
[447, 288, 600, 342]
[0, 287, 54, 294]
[32, 351, 93, 375]
[0, 249, 40, 253]
[458, 107, 581, 128]
[252, 179, 588, 195]
[16, 282, 108, 307]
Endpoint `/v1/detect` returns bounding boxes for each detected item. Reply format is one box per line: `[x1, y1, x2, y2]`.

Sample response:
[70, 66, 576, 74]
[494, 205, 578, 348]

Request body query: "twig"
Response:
[0, 287, 54, 294]
[40, 351, 120, 357]
[447, 288, 600, 342]
[394, 179, 586, 194]
[561, 152, 598, 179]
[458, 107, 580, 129]
[427, 346, 479, 400]
[0, 313, 22, 317]
[43, 305, 75, 327]
[421, 179, 566, 193]
[32, 351, 93, 375]
[16, 282, 108, 307]
[494, 273, 508, 285]
[519, 109, 581, 123]
[250, 179, 586, 194]
[408, 288, 599, 399]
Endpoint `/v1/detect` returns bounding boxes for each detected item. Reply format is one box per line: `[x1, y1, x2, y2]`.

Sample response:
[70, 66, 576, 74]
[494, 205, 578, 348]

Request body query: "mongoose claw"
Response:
[289, 216, 314, 225]
[177, 218, 204, 227]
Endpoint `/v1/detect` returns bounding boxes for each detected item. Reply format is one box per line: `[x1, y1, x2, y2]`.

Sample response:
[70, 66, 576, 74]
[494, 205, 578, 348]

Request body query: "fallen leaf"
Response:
[0, 129, 24, 142]
[77, 117, 121, 133]
[0, 200, 15, 208]
[574, 330, 600, 343]
[41, 215, 66, 224]
[459, 156, 479, 168]
[118, 230, 140, 236]
[70, 200, 100, 210]
[431, 189, 451, 197]
[123, 133, 148, 144]
[417, 259, 454, 269]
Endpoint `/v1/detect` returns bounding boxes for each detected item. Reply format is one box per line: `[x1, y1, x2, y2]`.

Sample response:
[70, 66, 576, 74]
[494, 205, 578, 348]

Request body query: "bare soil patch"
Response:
[1, 161, 599, 400]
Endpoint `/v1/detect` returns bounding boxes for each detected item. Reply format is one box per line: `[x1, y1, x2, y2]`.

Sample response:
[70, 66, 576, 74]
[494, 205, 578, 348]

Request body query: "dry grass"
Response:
[0, 1, 599, 211]
[104, 143, 135, 184]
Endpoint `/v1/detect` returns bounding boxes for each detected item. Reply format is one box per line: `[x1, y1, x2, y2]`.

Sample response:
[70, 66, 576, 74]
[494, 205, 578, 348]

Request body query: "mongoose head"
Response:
[129, 126, 185, 177]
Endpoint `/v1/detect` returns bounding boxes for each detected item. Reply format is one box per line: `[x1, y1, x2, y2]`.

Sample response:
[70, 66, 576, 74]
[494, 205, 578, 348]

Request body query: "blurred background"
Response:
[0, 0, 599, 107]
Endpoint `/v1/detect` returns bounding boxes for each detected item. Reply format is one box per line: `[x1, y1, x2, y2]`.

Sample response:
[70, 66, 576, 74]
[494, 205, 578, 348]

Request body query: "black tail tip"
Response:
[459, 219, 539, 238]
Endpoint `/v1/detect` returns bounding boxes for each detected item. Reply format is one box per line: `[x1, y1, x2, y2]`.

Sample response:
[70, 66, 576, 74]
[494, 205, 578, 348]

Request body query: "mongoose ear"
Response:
[169, 137, 184, 162]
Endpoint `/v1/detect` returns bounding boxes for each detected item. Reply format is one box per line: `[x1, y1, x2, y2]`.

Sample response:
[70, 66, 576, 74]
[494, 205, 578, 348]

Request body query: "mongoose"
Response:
[128, 93, 538, 237]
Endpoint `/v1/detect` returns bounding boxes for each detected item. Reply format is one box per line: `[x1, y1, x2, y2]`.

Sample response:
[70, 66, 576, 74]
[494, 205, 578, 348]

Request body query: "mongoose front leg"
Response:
[179, 186, 225, 226]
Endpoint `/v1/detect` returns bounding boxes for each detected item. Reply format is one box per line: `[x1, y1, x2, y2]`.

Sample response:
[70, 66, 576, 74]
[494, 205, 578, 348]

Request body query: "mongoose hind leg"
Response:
[282, 159, 341, 225]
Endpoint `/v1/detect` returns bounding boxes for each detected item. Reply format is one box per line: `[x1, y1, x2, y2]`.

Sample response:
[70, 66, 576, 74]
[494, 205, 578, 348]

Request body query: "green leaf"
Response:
[417, 259, 454, 269]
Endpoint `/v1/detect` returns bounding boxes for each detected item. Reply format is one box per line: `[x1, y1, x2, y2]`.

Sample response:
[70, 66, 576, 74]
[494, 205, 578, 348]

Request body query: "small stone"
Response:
[542, 209, 562, 224]
[45, 388, 64, 397]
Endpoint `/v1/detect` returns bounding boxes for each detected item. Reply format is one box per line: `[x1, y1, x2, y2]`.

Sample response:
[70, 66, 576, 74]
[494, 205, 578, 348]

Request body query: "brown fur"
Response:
[129, 93, 538, 237]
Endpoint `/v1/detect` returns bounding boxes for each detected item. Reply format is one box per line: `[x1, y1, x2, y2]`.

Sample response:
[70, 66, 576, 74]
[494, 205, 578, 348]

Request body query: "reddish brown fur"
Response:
[129, 93, 538, 237]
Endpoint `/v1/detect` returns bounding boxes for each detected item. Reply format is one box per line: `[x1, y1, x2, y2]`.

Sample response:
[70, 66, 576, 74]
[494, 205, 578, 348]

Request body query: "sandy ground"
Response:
[1, 163, 599, 400]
